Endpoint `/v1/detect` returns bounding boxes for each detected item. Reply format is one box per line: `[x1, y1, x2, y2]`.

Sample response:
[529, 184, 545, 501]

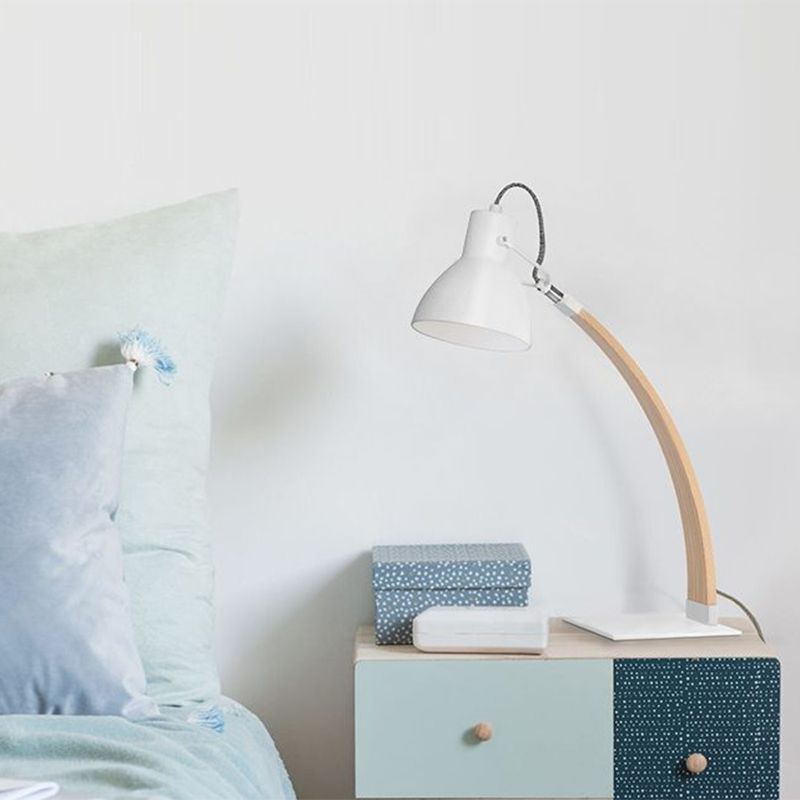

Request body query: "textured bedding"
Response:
[0, 698, 294, 800]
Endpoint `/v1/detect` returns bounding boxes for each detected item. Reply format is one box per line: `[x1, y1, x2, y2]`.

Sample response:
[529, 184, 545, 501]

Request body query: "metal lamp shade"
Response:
[411, 208, 531, 352]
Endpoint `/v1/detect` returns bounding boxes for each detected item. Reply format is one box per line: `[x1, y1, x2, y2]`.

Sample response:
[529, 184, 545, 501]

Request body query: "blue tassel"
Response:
[118, 328, 177, 385]
[188, 704, 225, 734]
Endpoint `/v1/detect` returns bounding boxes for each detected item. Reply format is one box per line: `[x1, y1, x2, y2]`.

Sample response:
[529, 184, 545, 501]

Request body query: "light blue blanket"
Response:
[0, 698, 295, 799]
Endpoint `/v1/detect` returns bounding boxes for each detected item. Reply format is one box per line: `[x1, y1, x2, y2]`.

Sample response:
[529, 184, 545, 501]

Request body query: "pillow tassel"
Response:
[188, 703, 226, 734]
[118, 328, 177, 385]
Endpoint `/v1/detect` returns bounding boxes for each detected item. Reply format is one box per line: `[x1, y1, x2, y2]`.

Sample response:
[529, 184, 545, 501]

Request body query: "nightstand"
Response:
[354, 619, 779, 799]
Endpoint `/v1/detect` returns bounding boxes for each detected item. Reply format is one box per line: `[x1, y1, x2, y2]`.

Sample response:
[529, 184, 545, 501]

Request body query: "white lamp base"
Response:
[564, 613, 743, 641]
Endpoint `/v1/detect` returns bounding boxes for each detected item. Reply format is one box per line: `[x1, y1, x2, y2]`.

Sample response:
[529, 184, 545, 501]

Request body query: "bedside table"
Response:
[354, 619, 779, 799]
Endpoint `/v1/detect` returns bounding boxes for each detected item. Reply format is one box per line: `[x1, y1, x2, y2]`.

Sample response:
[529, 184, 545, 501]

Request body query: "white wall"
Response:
[0, 1, 797, 796]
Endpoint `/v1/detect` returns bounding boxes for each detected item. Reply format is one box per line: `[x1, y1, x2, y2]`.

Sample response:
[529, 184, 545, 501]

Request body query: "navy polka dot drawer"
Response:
[371, 543, 531, 645]
[614, 657, 780, 800]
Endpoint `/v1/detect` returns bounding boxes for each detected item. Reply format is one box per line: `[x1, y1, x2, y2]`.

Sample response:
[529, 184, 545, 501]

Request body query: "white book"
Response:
[413, 605, 549, 653]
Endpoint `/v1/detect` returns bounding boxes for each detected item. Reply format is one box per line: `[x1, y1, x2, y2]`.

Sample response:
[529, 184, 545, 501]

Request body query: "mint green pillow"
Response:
[0, 191, 237, 705]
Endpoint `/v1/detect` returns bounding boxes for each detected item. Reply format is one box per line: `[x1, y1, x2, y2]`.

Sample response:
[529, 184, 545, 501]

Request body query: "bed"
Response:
[0, 193, 297, 799]
[0, 698, 295, 799]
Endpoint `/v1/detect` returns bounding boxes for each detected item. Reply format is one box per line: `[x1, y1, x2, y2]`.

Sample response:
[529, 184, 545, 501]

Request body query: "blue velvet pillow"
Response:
[0, 363, 157, 718]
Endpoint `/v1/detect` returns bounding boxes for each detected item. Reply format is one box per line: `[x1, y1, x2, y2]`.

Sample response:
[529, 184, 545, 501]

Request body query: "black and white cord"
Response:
[493, 182, 546, 266]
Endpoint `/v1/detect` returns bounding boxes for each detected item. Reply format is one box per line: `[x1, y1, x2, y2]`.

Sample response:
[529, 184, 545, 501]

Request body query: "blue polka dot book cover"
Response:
[371, 543, 531, 645]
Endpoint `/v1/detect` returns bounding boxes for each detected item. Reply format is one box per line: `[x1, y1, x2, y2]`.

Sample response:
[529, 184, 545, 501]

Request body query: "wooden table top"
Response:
[355, 617, 775, 663]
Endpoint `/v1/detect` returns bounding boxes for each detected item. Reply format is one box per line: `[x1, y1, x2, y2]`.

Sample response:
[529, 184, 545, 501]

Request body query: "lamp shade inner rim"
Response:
[411, 318, 531, 352]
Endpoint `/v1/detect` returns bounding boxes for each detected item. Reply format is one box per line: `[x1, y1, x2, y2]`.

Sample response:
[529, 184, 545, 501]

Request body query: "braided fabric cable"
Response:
[493, 182, 546, 265]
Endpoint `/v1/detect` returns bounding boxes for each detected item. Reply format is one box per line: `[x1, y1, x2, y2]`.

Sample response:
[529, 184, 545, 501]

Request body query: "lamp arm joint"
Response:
[498, 236, 583, 317]
[498, 235, 548, 285]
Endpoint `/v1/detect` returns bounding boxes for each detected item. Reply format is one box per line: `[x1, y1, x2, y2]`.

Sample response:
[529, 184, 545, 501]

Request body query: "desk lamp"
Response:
[411, 182, 741, 640]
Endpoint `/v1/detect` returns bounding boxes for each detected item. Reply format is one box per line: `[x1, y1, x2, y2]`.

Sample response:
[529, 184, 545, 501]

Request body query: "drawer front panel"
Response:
[355, 659, 613, 799]
[614, 658, 780, 800]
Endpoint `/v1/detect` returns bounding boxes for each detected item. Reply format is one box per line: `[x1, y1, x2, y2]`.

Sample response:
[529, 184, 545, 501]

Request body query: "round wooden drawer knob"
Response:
[473, 722, 493, 742]
[685, 753, 708, 775]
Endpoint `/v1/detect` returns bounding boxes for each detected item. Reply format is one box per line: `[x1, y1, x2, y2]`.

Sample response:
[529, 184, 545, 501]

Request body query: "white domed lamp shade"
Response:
[411, 208, 531, 352]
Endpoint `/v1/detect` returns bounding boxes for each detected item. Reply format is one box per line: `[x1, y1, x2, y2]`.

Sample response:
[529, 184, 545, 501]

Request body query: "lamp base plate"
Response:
[564, 613, 743, 641]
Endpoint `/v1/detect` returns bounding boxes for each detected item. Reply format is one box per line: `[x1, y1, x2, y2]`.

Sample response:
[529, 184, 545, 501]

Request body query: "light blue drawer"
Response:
[355, 659, 613, 798]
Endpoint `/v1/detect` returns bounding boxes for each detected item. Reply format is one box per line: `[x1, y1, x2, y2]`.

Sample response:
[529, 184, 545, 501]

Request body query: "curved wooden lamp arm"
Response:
[571, 307, 717, 618]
